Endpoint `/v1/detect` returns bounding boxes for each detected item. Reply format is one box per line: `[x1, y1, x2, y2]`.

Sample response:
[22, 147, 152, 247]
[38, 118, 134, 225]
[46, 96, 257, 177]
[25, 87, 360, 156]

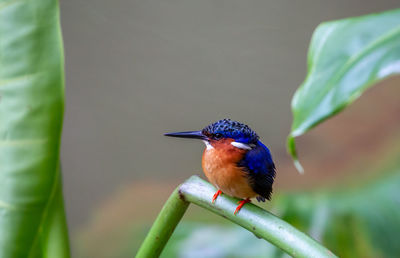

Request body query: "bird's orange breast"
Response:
[201, 138, 258, 199]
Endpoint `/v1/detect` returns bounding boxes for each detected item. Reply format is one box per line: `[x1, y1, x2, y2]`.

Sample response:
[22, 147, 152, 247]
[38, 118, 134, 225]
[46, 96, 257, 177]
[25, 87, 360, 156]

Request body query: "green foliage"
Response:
[282, 7, 400, 257]
[279, 152, 400, 258]
[163, 148, 400, 258]
[287, 8, 400, 171]
[162, 222, 280, 258]
[0, 0, 69, 257]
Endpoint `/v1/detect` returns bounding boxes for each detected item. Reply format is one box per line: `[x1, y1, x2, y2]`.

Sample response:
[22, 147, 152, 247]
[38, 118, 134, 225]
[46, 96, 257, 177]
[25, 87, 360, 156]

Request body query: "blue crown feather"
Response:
[202, 119, 259, 144]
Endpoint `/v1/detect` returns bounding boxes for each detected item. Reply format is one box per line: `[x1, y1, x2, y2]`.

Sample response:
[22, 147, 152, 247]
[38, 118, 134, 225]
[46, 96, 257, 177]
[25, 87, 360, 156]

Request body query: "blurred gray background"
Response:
[59, 0, 399, 254]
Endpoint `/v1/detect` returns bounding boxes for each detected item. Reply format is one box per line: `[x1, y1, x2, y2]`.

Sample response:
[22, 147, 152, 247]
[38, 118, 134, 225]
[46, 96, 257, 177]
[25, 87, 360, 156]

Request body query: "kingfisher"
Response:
[165, 119, 276, 215]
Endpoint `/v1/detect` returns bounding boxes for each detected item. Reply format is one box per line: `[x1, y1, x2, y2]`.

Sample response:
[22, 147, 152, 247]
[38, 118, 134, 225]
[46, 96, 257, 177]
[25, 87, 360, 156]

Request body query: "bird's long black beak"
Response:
[164, 130, 206, 140]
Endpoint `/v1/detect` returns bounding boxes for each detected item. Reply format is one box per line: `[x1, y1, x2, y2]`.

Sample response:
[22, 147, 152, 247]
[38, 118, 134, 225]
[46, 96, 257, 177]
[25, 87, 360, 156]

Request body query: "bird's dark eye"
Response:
[214, 133, 223, 140]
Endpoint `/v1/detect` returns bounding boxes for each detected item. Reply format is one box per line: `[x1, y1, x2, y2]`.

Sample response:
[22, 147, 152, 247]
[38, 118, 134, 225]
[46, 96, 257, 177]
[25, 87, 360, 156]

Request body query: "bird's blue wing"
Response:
[238, 140, 276, 201]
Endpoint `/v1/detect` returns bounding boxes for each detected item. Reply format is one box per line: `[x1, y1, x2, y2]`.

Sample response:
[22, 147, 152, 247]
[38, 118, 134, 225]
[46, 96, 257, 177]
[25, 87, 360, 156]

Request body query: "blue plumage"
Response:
[240, 141, 275, 176]
[238, 140, 276, 201]
[202, 119, 259, 144]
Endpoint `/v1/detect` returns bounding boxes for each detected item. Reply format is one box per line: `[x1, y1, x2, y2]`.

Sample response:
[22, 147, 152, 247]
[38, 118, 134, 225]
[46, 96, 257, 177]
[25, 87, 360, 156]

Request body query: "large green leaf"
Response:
[0, 0, 69, 257]
[288, 8, 400, 172]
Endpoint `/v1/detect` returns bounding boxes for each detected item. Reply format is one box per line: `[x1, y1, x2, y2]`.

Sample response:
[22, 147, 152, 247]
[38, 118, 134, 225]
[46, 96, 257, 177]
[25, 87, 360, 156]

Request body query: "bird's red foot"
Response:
[212, 190, 222, 203]
[234, 198, 251, 215]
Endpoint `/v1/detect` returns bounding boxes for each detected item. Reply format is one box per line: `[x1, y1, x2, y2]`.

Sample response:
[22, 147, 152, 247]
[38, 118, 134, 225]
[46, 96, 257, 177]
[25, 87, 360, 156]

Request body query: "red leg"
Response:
[234, 198, 251, 215]
[212, 190, 222, 203]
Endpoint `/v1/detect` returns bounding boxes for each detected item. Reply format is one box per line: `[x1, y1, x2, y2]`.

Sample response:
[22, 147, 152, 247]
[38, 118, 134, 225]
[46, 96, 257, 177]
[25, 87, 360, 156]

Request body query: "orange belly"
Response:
[201, 139, 257, 199]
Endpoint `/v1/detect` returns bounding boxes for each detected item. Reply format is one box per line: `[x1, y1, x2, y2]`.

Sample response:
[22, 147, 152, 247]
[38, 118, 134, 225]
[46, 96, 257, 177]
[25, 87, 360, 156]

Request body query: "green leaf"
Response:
[0, 0, 69, 257]
[288, 8, 400, 170]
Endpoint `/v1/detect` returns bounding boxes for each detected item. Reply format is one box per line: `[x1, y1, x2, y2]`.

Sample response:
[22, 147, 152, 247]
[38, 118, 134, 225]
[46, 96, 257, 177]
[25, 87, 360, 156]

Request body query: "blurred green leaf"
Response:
[288, 8, 400, 170]
[163, 146, 400, 258]
[0, 0, 69, 257]
[162, 222, 282, 258]
[279, 149, 400, 258]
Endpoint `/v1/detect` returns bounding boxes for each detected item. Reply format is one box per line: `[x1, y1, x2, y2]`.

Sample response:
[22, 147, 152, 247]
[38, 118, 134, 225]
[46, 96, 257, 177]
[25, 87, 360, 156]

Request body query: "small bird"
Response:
[165, 119, 276, 214]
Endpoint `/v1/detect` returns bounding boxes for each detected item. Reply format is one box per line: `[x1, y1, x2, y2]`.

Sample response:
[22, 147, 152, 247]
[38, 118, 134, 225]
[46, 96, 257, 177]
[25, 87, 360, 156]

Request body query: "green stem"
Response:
[137, 175, 337, 258]
[136, 187, 189, 258]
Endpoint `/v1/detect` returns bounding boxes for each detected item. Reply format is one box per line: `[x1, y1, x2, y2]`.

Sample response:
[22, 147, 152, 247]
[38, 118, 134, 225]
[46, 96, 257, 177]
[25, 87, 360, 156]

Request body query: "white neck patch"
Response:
[231, 141, 252, 150]
[202, 140, 214, 150]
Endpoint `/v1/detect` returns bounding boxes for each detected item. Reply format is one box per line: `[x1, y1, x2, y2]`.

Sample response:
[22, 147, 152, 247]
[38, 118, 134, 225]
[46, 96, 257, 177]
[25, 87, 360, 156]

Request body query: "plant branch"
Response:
[136, 175, 337, 258]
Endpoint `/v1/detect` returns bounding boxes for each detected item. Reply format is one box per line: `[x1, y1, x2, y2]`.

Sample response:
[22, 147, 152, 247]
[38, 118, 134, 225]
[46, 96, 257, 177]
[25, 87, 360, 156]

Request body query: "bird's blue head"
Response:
[201, 119, 259, 144]
[165, 119, 259, 149]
